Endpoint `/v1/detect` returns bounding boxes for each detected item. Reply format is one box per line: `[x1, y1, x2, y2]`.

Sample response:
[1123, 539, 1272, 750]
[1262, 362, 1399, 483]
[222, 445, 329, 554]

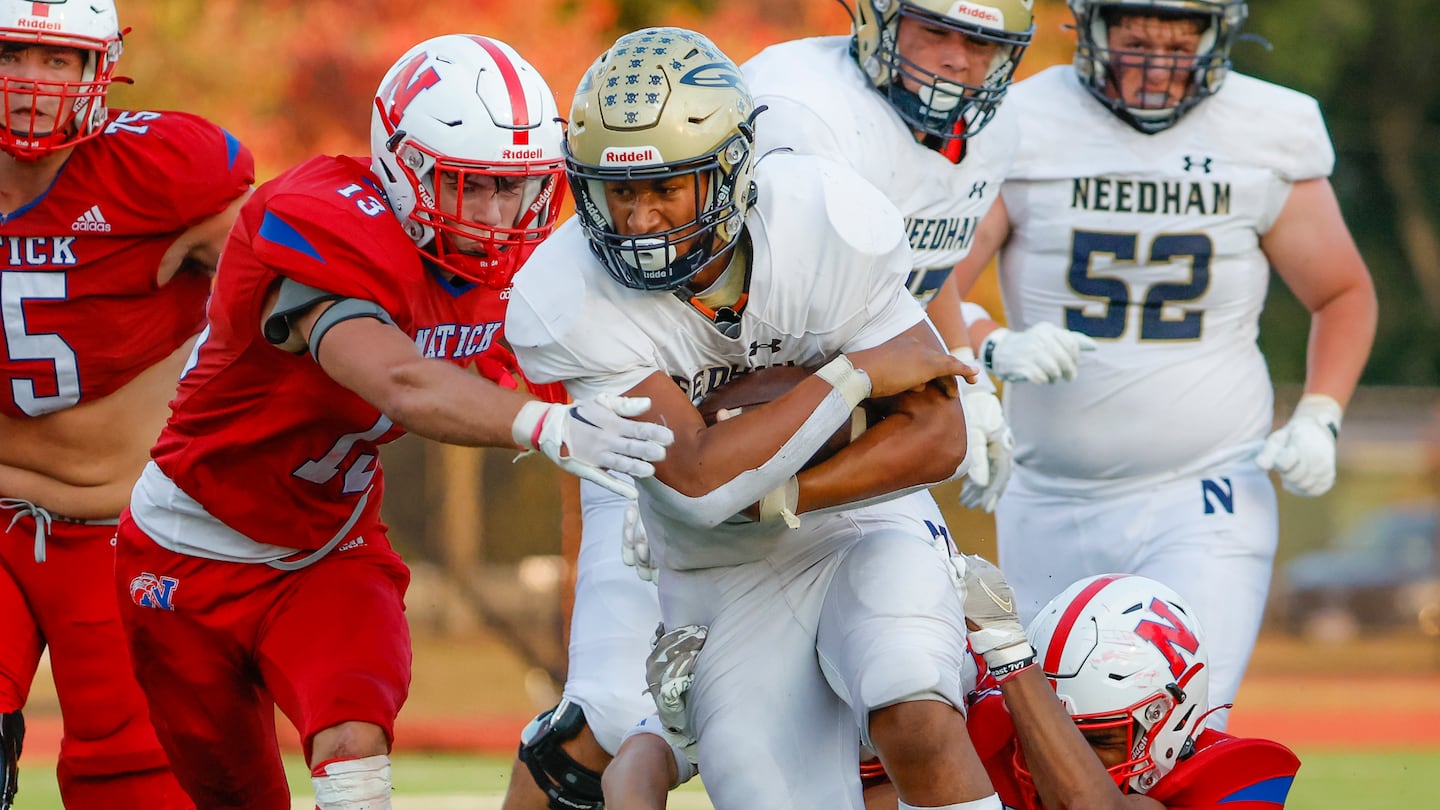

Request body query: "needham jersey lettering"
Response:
[994, 66, 1334, 493]
[1070, 177, 1231, 216]
[0, 109, 254, 419]
[743, 36, 1017, 308]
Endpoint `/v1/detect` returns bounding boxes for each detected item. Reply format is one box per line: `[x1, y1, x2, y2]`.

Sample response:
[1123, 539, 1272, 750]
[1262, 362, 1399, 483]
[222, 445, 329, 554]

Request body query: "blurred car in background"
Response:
[1280, 502, 1440, 641]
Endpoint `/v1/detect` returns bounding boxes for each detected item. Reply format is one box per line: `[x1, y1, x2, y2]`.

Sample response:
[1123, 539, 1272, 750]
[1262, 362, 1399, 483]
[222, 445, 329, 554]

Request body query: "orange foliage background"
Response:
[107, 0, 1078, 315]
[108, 0, 1077, 178]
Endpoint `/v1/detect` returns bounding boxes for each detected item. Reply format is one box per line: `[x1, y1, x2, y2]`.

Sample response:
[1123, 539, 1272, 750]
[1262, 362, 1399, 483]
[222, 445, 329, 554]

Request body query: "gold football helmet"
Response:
[567, 28, 758, 291]
[849, 0, 1034, 149]
[1069, 0, 1249, 133]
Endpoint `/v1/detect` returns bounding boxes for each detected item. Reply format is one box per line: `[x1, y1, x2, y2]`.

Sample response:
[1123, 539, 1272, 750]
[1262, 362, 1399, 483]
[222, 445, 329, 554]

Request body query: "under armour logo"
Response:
[1183, 156, 1213, 174]
[748, 339, 782, 356]
[968, 181, 987, 199]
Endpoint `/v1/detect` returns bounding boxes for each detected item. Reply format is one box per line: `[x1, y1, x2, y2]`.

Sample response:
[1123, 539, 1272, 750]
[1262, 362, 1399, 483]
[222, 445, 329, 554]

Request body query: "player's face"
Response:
[1078, 723, 1132, 772]
[894, 15, 1001, 95]
[0, 43, 86, 136]
[434, 169, 528, 255]
[1104, 14, 1205, 110]
[602, 172, 710, 249]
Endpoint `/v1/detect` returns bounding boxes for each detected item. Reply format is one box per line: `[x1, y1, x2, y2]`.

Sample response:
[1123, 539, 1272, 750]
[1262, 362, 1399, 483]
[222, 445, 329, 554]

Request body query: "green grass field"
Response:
[10, 749, 1438, 808]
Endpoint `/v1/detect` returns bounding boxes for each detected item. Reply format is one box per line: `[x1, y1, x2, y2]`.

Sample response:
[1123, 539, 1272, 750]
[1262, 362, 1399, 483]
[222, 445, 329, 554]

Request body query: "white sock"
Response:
[311, 754, 393, 809]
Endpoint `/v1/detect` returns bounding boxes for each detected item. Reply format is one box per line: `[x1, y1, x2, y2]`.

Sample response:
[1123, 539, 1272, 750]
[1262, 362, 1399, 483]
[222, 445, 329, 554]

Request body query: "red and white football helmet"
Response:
[0, 0, 124, 160]
[1026, 573, 1210, 793]
[371, 34, 566, 288]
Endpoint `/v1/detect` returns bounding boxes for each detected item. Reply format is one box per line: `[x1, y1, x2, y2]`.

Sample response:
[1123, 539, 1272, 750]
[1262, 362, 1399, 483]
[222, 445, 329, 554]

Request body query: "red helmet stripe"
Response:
[1043, 574, 1127, 674]
[31, 2, 50, 18]
[468, 36, 530, 146]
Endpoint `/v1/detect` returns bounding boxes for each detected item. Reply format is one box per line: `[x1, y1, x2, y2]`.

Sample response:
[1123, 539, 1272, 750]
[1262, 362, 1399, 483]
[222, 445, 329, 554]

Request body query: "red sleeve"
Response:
[107, 109, 255, 228]
[1147, 731, 1300, 809]
[249, 179, 417, 322]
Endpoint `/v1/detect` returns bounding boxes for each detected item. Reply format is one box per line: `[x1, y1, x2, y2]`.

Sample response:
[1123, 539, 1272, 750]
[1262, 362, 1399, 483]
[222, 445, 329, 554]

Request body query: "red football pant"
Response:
[0, 514, 192, 808]
[114, 512, 413, 810]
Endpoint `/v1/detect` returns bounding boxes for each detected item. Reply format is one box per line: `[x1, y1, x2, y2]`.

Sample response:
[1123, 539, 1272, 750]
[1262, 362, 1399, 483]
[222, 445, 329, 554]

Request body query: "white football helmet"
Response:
[1026, 573, 1210, 793]
[1069, 0, 1248, 133]
[0, 0, 123, 160]
[848, 1, 1033, 151]
[566, 27, 757, 292]
[371, 34, 566, 288]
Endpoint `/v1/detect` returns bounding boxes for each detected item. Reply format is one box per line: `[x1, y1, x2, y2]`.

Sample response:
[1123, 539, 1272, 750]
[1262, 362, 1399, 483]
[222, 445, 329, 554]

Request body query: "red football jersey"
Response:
[0, 109, 254, 418]
[151, 155, 522, 552]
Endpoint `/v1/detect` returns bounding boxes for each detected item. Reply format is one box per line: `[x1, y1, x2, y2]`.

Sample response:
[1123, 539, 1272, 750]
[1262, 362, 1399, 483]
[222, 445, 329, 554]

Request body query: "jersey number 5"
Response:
[1066, 230, 1213, 341]
[2, 271, 80, 416]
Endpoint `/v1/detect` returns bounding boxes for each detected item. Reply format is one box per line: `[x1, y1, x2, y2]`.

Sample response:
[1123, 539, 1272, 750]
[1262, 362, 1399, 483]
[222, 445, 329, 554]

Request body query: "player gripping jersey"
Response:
[113, 34, 671, 810]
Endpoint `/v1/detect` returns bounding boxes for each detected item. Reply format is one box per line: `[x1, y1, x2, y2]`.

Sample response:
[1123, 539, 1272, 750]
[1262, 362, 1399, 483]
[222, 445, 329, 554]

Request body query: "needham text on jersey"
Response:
[1071, 177, 1232, 216]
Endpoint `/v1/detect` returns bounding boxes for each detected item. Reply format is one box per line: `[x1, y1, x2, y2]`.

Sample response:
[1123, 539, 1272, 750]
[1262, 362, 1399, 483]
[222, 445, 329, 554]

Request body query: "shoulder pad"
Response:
[1146, 730, 1299, 808]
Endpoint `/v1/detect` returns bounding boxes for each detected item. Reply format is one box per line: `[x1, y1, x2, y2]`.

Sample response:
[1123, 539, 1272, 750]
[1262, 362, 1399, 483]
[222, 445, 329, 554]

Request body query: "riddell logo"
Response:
[952, 2, 1004, 25]
[18, 18, 61, 31]
[72, 204, 112, 232]
[600, 146, 661, 166]
[502, 147, 543, 160]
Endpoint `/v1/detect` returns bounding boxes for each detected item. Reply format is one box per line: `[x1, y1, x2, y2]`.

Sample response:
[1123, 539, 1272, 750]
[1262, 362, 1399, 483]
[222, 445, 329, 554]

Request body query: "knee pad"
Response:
[1, 710, 21, 810]
[311, 754, 392, 810]
[517, 699, 604, 810]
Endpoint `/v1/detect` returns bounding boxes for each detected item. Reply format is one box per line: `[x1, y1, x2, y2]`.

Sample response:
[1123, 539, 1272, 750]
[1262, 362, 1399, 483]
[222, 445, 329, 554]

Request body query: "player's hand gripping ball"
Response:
[696, 365, 882, 470]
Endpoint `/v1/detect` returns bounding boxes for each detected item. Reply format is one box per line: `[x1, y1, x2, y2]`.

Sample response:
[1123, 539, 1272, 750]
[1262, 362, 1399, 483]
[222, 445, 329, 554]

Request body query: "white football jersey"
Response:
[743, 36, 1018, 305]
[998, 66, 1334, 494]
[508, 152, 928, 568]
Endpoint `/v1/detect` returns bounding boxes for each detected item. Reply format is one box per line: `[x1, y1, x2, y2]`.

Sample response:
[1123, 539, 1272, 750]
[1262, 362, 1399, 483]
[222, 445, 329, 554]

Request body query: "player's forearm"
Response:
[925, 279, 971, 352]
[1000, 668, 1146, 810]
[369, 358, 535, 447]
[795, 384, 967, 513]
[1302, 275, 1377, 410]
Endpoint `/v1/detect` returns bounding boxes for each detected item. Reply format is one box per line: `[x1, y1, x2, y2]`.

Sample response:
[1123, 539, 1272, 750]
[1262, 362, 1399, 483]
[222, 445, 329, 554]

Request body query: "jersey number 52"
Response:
[1066, 230, 1213, 341]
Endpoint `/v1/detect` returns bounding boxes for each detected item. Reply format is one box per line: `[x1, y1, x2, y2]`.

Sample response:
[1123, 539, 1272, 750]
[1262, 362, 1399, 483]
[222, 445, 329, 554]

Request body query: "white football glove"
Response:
[620, 500, 658, 583]
[512, 394, 674, 500]
[645, 623, 708, 743]
[960, 554, 1035, 681]
[1256, 393, 1342, 497]
[980, 322, 1098, 384]
[958, 386, 1014, 514]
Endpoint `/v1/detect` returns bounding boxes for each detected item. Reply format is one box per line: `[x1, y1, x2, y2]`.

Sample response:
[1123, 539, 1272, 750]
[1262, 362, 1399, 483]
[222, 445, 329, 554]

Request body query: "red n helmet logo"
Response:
[380, 52, 441, 127]
[1133, 598, 1199, 678]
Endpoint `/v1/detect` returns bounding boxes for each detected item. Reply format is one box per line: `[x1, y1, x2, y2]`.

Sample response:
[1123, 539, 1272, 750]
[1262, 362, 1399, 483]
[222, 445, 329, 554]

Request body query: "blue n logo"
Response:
[129, 572, 180, 611]
[1202, 477, 1234, 515]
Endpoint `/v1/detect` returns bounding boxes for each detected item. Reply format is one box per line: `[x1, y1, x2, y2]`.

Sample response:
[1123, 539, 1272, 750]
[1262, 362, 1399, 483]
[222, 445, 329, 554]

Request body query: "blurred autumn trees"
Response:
[109, 0, 1437, 385]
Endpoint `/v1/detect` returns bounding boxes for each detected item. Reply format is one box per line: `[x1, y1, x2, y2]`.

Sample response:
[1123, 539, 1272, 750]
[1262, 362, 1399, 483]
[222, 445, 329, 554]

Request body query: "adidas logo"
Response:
[71, 205, 111, 233]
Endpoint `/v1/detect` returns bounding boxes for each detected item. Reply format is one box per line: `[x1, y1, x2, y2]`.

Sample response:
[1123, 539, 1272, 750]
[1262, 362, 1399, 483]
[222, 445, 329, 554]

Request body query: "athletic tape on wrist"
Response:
[816, 355, 871, 410]
[757, 476, 800, 529]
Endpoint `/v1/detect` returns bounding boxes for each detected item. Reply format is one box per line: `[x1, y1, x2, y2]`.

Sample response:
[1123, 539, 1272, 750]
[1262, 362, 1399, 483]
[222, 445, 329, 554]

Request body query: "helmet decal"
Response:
[1134, 597, 1201, 679]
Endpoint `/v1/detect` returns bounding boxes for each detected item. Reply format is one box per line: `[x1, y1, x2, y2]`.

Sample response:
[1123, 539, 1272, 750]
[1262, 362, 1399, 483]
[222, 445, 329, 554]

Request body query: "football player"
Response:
[948, 0, 1377, 728]
[509, 26, 1005, 810]
[111, 35, 672, 810]
[0, 1, 253, 806]
[501, 7, 1086, 809]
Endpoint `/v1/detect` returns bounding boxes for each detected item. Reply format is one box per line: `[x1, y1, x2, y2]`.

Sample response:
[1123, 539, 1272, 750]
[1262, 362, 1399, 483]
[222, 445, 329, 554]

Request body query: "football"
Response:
[697, 365, 873, 470]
